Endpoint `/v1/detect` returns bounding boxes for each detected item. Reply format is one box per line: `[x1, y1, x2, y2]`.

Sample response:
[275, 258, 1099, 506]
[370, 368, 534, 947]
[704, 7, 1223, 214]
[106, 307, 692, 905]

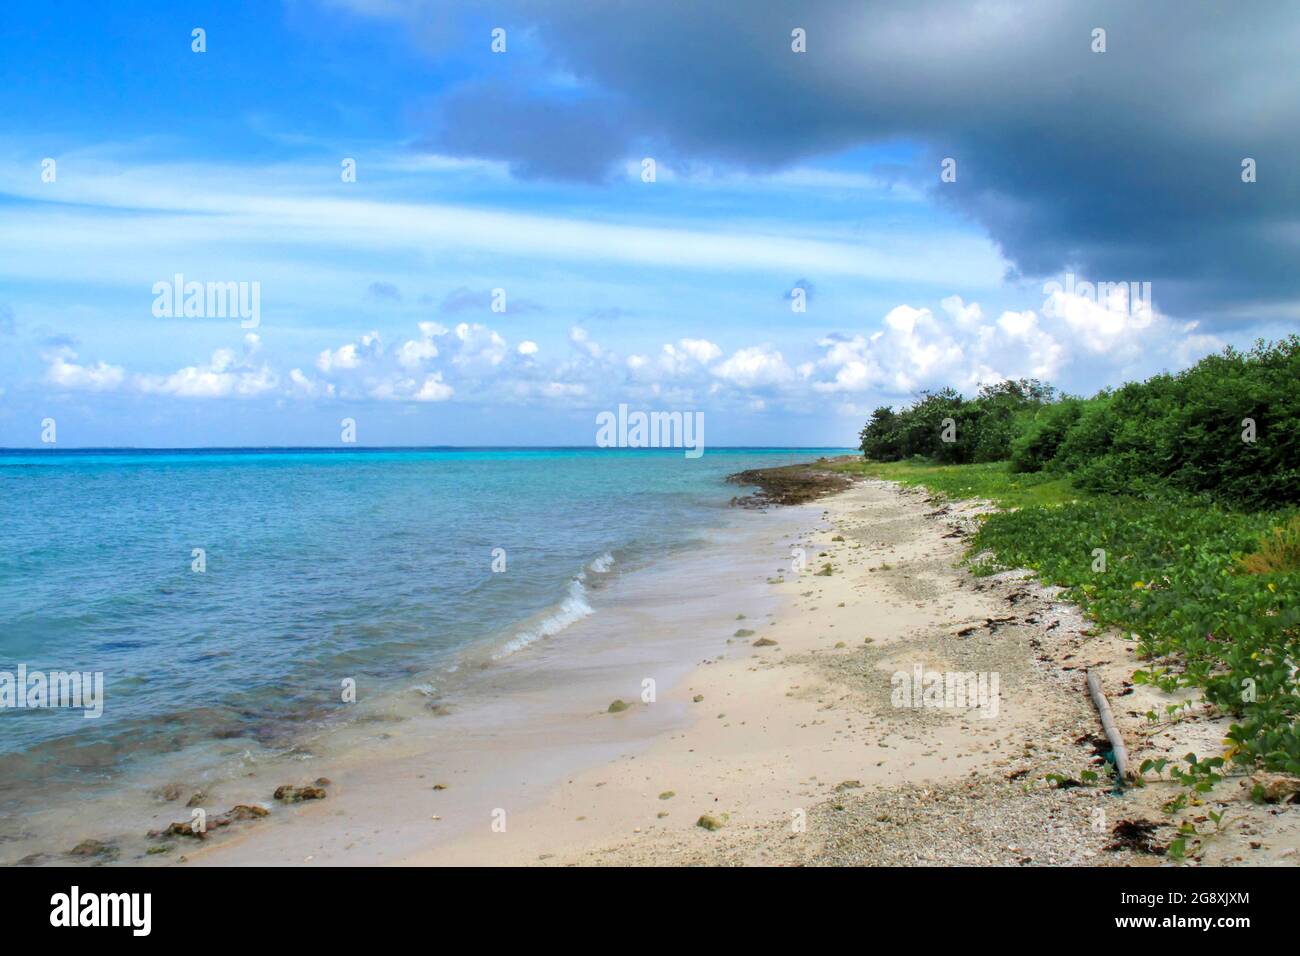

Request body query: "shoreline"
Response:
[402, 469, 1299, 866]
[95, 495, 812, 867]
[396, 474, 1117, 865]
[17, 461, 1295, 867]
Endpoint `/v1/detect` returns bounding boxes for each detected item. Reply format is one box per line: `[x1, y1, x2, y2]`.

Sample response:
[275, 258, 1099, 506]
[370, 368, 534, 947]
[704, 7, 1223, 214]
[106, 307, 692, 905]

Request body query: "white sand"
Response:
[175, 478, 1299, 867]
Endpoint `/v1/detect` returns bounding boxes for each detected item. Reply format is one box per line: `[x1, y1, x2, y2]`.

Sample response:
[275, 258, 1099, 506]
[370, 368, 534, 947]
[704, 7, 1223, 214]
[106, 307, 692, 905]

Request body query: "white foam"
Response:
[492, 574, 595, 660]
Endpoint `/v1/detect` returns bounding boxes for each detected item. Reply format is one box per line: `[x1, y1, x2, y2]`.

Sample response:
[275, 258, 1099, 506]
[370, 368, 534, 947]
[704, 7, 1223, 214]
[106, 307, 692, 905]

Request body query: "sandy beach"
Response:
[154, 466, 1296, 868]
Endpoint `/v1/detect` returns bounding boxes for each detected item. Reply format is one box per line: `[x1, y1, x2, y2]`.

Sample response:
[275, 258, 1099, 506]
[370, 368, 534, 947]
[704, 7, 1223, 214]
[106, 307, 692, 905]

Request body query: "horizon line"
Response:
[0, 444, 859, 453]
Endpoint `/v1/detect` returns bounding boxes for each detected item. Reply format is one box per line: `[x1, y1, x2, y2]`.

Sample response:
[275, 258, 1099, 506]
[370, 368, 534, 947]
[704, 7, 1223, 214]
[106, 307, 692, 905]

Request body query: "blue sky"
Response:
[1, 1, 1296, 447]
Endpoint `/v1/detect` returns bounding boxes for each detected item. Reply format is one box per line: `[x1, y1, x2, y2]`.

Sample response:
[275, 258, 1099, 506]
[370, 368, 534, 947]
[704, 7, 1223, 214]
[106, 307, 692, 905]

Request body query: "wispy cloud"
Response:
[0, 152, 1007, 287]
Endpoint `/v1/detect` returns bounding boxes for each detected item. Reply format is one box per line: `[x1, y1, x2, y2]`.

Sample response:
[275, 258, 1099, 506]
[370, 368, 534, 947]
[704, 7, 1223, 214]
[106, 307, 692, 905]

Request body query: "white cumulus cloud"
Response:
[711, 345, 794, 388]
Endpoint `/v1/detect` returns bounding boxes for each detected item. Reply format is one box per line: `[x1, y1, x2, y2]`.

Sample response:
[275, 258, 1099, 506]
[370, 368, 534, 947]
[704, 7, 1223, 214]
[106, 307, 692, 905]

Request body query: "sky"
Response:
[0, 0, 1297, 448]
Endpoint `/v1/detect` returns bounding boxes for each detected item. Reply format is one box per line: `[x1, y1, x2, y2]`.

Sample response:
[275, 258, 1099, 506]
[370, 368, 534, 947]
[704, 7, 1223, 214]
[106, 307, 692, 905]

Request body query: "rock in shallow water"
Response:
[274, 784, 327, 802]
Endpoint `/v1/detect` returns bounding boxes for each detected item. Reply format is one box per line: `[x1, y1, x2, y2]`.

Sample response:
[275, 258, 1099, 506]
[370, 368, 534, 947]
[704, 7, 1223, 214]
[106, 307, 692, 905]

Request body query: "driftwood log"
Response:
[1086, 670, 1130, 781]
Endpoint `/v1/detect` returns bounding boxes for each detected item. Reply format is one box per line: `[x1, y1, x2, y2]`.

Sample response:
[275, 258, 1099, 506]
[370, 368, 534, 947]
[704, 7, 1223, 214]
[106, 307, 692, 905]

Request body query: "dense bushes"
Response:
[860, 337, 1300, 508]
[1052, 339, 1300, 507]
[1008, 398, 1084, 473]
[859, 379, 1055, 465]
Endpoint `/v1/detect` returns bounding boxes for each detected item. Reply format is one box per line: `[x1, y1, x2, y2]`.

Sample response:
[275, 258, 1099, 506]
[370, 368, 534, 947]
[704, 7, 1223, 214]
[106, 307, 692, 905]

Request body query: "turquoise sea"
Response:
[0, 447, 848, 803]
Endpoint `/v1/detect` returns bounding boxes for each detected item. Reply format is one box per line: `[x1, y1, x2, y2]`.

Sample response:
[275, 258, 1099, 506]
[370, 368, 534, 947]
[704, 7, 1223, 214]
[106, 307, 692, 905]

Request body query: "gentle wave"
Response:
[491, 553, 615, 660]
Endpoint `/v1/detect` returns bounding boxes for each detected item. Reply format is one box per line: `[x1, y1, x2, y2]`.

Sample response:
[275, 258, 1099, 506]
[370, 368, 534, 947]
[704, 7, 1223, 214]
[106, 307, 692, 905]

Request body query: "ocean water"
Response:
[0, 447, 846, 805]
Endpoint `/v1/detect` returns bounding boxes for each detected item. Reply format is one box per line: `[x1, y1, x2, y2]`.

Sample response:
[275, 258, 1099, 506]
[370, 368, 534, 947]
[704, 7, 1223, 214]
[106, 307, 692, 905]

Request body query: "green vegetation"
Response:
[859, 379, 1057, 466]
[847, 338, 1300, 806]
[970, 495, 1299, 779]
[829, 459, 1080, 510]
[861, 337, 1300, 509]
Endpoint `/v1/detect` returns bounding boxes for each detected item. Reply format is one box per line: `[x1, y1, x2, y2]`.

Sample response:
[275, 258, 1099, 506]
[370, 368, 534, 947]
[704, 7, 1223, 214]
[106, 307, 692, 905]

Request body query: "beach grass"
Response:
[826, 458, 1082, 509]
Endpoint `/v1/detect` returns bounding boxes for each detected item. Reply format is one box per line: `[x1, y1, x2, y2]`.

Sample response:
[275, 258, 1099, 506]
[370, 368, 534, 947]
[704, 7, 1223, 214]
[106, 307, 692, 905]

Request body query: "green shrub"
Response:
[1009, 398, 1085, 472]
[859, 379, 1055, 465]
[859, 406, 902, 461]
[864, 337, 1300, 507]
[1051, 338, 1299, 506]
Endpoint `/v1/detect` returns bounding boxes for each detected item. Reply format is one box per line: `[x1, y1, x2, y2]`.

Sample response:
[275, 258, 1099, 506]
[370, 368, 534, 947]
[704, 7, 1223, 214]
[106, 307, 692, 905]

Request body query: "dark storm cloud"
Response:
[430, 81, 635, 182]
[342, 0, 1300, 321]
